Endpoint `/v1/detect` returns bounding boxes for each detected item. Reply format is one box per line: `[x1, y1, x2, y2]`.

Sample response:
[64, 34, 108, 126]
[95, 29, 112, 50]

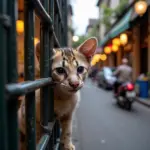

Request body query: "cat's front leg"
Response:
[60, 114, 75, 150]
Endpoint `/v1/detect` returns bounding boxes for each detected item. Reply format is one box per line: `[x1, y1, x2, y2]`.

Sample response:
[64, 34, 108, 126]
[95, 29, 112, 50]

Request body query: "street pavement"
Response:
[72, 79, 150, 150]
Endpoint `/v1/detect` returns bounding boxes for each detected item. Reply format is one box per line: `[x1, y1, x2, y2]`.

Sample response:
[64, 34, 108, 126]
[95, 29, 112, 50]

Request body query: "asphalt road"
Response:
[72, 79, 150, 150]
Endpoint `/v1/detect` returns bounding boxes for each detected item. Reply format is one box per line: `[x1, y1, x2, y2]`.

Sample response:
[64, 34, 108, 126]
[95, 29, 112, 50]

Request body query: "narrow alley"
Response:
[73, 79, 150, 150]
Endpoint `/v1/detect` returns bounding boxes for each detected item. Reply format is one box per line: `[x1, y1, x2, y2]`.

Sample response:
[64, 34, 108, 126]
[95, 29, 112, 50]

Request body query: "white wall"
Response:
[129, 0, 134, 4]
[98, 0, 109, 41]
[68, 13, 73, 47]
[109, 0, 120, 24]
[99, 7, 105, 40]
[109, 0, 120, 9]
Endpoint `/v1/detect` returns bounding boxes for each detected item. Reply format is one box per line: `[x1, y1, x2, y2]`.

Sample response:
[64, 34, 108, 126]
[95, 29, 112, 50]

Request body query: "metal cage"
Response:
[0, 0, 68, 149]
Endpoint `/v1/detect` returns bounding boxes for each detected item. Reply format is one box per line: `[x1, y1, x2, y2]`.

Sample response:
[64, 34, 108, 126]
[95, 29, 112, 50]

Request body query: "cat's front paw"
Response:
[63, 142, 75, 150]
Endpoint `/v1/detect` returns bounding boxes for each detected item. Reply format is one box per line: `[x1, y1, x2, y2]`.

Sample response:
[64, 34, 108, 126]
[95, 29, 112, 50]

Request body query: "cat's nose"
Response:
[69, 81, 79, 89]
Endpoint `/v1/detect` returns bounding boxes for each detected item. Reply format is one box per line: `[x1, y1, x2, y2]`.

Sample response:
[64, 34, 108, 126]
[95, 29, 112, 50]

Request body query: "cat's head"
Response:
[51, 37, 97, 94]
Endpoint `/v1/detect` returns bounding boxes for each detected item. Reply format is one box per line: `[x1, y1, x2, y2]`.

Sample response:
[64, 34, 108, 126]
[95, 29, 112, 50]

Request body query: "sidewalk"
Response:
[136, 97, 150, 108]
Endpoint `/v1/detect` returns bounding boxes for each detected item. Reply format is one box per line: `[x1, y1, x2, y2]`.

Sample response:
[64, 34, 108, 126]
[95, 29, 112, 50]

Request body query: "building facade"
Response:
[68, 4, 73, 47]
[97, 0, 150, 80]
[97, 0, 120, 42]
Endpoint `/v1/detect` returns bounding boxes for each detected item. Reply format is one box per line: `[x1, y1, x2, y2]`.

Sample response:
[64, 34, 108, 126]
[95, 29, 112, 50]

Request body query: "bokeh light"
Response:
[112, 44, 119, 52]
[72, 36, 79, 42]
[112, 38, 120, 46]
[104, 46, 111, 54]
[120, 33, 128, 45]
[16, 20, 24, 33]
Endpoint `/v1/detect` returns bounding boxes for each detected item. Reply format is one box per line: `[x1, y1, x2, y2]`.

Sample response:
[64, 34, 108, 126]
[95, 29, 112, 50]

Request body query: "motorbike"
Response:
[115, 82, 136, 110]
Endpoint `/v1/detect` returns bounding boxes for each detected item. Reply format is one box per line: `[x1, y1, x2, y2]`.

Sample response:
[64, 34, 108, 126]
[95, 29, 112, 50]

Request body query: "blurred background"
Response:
[16, 0, 150, 150]
[70, 0, 150, 80]
[69, 1, 150, 150]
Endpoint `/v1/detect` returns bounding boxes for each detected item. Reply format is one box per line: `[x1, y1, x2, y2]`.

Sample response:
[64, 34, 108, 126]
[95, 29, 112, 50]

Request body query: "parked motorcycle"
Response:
[115, 82, 136, 110]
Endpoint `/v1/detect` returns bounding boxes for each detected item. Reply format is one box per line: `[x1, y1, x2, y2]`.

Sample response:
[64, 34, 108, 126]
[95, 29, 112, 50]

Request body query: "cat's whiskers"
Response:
[60, 82, 68, 88]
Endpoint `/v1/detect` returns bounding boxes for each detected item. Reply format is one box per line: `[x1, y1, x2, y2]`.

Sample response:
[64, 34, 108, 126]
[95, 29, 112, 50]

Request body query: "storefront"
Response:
[17, 0, 40, 79]
[99, 1, 150, 80]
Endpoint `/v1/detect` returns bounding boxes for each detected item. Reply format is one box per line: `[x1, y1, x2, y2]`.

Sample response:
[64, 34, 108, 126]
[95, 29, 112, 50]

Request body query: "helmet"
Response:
[122, 58, 128, 64]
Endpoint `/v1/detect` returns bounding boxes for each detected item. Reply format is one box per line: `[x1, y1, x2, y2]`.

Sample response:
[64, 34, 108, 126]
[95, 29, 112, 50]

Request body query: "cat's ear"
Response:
[77, 37, 98, 58]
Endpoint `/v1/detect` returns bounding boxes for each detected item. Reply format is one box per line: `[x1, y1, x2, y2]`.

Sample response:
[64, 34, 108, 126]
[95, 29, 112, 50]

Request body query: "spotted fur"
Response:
[18, 37, 97, 150]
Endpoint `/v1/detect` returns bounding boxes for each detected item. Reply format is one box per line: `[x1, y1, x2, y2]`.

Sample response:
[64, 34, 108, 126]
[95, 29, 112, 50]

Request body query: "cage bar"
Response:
[24, 0, 36, 149]
[1, 0, 68, 149]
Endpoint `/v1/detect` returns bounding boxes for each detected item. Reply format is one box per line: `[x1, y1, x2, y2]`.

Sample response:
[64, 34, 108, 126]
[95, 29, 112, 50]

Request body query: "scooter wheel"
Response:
[116, 98, 120, 105]
[117, 101, 120, 106]
[125, 103, 132, 110]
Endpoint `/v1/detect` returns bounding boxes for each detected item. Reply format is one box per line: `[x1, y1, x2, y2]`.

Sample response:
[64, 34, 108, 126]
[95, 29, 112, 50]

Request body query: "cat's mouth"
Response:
[60, 82, 83, 93]
[69, 84, 83, 92]
[69, 89, 78, 92]
[69, 88, 79, 92]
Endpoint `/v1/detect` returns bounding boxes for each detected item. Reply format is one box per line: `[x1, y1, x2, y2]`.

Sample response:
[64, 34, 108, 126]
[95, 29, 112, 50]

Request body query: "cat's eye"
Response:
[77, 66, 84, 74]
[56, 67, 66, 74]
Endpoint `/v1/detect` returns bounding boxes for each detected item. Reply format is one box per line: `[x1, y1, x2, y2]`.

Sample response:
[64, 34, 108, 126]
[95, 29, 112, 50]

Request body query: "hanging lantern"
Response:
[112, 44, 119, 52]
[104, 46, 111, 54]
[92, 54, 100, 63]
[112, 38, 120, 46]
[120, 33, 128, 45]
[100, 54, 107, 61]
[93, 54, 99, 62]
[16, 20, 24, 33]
[134, 1, 148, 16]
[91, 60, 96, 66]
[91, 57, 95, 66]
[91, 54, 101, 66]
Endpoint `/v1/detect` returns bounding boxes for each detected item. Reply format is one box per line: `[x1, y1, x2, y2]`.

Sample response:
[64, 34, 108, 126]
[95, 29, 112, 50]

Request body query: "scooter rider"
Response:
[113, 58, 132, 96]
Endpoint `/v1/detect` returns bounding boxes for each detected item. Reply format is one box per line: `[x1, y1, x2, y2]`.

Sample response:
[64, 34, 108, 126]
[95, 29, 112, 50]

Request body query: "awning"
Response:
[109, 9, 133, 39]
[99, 8, 133, 47]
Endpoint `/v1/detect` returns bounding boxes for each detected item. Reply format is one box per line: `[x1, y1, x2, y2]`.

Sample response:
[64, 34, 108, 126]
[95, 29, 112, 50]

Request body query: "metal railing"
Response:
[0, 0, 68, 149]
